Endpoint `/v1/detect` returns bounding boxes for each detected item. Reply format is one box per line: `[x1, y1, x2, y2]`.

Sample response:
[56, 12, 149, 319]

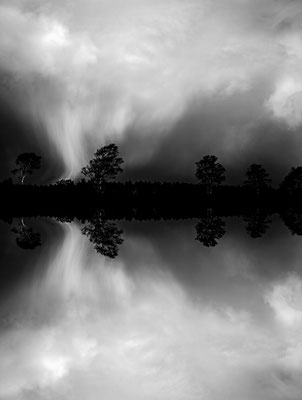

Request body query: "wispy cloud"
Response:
[1, 0, 302, 178]
[1, 224, 302, 399]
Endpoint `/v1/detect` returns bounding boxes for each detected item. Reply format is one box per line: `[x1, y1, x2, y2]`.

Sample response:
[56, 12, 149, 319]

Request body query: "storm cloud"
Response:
[1, 223, 302, 399]
[1, 0, 302, 180]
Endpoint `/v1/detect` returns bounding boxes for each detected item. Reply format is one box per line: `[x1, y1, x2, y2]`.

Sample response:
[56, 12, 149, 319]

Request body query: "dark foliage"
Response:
[1, 148, 302, 235]
[11, 152, 41, 184]
[195, 155, 225, 195]
[244, 210, 272, 238]
[0, 179, 282, 221]
[55, 216, 74, 223]
[82, 144, 123, 191]
[244, 164, 271, 194]
[195, 211, 226, 247]
[281, 209, 302, 235]
[55, 179, 74, 186]
[280, 166, 302, 195]
[11, 220, 41, 249]
[81, 213, 123, 258]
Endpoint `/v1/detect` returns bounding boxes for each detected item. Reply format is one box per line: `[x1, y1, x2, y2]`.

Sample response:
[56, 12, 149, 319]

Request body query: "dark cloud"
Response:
[0, 218, 64, 301]
[121, 87, 302, 184]
[0, 83, 64, 182]
[2, 1, 302, 399]
[2, 0, 302, 179]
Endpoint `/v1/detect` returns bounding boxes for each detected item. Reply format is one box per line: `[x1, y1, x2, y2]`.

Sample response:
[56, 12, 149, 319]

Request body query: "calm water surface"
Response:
[0, 217, 302, 399]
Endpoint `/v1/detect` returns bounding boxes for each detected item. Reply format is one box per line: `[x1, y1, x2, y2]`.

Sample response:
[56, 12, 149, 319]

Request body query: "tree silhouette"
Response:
[195, 210, 226, 247]
[280, 166, 302, 194]
[11, 153, 41, 184]
[55, 216, 74, 223]
[195, 155, 225, 195]
[244, 210, 272, 238]
[11, 219, 42, 249]
[81, 213, 123, 258]
[244, 164, 271, 194]
[82, 144, 123, 191]
[55, 179, 74, 186]
[281, 209, 302, 235]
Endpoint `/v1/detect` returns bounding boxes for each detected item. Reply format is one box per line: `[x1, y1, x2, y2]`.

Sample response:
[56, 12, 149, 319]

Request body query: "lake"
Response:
[0, 216, 302, 399]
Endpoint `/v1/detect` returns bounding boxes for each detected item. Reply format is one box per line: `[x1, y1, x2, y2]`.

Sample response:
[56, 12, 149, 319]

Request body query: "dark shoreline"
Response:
[1, 180, 301, 220]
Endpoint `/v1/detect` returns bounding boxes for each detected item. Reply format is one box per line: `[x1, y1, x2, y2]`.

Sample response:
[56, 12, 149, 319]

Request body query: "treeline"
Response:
[4, 145, 302, 258]
[3, 143, 302, 221]
[4, 207, 302, 257]
[1, 179, 300, 220]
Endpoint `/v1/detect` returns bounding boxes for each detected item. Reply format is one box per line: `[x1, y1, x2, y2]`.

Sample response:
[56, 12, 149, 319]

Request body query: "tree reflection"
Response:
[244, 211, 272, 238]
[81, 213, 123, 258]
[195, 211, 226, 247]
[11, 219, 42, 250]
[281, 209, 302, 235]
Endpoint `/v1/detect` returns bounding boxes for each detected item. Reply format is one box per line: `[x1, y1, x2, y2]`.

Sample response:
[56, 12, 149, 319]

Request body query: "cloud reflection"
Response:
[0, 222, 302, 399]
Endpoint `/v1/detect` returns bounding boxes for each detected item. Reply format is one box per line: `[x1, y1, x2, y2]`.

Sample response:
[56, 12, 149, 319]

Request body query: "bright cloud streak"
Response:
[0, 224, 302, 399]
[267, 77, 302, 128]
[1, 0, 302, 177]
[266, 274, 302, 326]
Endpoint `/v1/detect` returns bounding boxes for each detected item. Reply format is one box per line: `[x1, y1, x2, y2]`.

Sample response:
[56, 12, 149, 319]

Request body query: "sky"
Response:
[3, 1, 302, 398]
[1, 220, 302, 399]
[1, 0, 302, 183]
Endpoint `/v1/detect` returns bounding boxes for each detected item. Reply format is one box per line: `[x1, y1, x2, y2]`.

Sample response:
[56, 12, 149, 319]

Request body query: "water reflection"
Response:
[11, 218, 42, 250]
[6, 211, 302, 256]
[243, 210, 272, 238]
[281, 209, 302, 236]
[81, 212, 123, 258]
[1, 219, 302, 399]
[195, 211, 226, 247]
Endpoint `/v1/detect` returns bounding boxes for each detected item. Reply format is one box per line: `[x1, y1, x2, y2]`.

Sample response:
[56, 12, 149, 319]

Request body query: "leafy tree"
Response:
[195, 210, 226, 247]
[280, 166, 302, 194]
[82, 213, 123, 258]
[281, 209, 302, 235]
[244, 210, 272, 238]
[244, 164, 271, 194]
[11, 153, 41, 184]
[11, 219, 42, 250]
[195, 155, 225, 195]
[82, 144, 123, 191]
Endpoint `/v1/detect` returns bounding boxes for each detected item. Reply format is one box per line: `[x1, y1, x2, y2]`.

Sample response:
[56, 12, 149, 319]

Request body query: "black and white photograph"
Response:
[1, 1, 302, 399]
